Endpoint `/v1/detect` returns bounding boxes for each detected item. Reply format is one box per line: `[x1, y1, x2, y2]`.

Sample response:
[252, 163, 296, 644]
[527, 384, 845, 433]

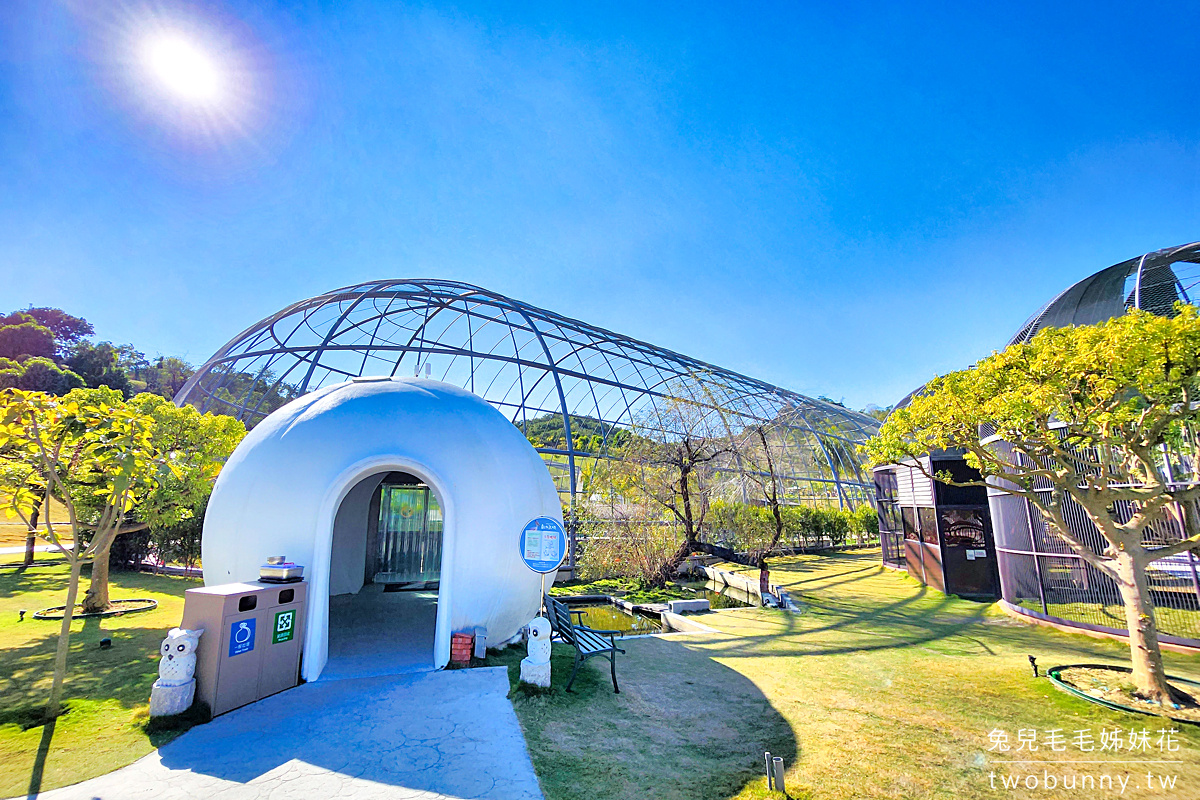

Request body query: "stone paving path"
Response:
[26, 667, 543, 800]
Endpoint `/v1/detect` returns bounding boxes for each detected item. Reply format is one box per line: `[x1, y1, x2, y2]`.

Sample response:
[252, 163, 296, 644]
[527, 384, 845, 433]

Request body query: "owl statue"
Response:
[526, 617, 551, 665]
[157, 628, 201, 686]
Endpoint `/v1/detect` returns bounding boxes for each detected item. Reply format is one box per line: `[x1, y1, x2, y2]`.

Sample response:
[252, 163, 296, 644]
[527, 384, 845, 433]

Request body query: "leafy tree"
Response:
[65, 341, 132, 397]
[141, 356, 194, 399]
[863, 307, 1200, 705]
[518, 413, 632, 454]
[19, 308, 93, 352]
[0, 315, 56, 361]
[202, 367, 301, 419]
[0, 389, 168, 720]
[851, 504, 879, 542]
[150, 516, 204, 573]
[69, 390, 245, 610]
[5, 357, 84, 394]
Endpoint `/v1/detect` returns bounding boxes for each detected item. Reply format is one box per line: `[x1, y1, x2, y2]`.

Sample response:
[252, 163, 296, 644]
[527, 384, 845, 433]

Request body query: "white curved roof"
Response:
[202, 377, 562, 678]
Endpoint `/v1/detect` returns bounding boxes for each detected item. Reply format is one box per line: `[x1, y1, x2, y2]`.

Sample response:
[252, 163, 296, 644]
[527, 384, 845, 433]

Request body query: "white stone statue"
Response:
[519, 617, 552, 688]
[150, 628, 202, 716]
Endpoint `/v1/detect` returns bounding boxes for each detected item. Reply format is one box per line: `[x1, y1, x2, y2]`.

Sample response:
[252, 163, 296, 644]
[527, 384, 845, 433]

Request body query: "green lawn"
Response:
[0, 563, 200, 798]
[7, 552, 1200, 799]
[498, 550, 1200, 799]
[1011, 597, 1200, 642]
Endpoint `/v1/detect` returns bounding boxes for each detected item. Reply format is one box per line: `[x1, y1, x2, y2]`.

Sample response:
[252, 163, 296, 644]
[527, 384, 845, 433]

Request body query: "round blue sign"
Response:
[520, 517, 567, 574]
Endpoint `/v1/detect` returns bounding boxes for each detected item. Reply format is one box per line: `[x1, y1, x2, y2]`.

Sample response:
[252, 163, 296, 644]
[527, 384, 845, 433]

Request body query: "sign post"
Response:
[519, 517, 568, 616]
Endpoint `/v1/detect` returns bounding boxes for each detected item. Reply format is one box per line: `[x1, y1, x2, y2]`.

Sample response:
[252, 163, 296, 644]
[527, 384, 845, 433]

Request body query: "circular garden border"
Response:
[33, 598, 159, 620]
[1048, 663, 1200, 726]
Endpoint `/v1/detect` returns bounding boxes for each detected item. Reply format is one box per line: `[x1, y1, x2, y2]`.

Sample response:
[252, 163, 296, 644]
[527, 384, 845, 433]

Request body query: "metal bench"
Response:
[544, 595, 626, 693]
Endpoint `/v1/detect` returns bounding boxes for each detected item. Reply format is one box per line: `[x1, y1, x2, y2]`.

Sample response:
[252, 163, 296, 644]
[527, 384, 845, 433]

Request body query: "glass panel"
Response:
[902, 507, 918, 541]
[918, 507, 939, 544]
[375, 485, 442, 583]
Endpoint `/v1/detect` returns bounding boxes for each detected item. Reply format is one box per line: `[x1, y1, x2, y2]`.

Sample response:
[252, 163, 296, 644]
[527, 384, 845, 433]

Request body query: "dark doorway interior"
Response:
[326, 472, 445, 680]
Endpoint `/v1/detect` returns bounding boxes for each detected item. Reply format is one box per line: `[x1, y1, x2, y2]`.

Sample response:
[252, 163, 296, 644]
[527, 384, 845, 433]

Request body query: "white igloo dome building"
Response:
[202, 377, 562, 681]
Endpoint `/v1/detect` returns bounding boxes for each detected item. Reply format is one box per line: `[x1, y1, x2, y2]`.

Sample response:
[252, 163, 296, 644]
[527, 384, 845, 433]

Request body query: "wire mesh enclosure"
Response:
[990, 472, 1200, 646]
[175, 279, 879, 515]
[990, 243, 1200, 645]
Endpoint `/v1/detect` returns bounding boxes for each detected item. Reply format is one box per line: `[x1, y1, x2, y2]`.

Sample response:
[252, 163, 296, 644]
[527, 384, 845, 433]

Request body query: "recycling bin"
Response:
[258, 582, 307, 698]
[180, 580, 308, 716]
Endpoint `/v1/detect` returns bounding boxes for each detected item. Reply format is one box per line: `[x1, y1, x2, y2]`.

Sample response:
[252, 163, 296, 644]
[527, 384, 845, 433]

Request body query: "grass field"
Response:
[1011, 597, 1200, 642]
[0, 563, 200, 798]
[497, 550, 1200, 800]
[0, 497, 73, 549]
[6, 551, 1200, 799]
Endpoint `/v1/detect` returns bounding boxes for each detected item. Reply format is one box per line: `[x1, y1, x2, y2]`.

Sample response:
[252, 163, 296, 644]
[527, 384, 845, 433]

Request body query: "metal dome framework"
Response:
[1009, 241, 1200, 346]
[176, 279, 878, 516]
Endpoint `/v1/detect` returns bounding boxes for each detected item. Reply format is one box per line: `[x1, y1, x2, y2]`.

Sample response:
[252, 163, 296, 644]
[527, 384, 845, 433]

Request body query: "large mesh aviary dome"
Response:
[175, 279, 878, 510]
[1009, 241, 1200, 345]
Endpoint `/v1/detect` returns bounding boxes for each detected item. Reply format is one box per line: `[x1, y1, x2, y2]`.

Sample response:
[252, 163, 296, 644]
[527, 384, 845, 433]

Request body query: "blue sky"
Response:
[1, 1, 1197, 409]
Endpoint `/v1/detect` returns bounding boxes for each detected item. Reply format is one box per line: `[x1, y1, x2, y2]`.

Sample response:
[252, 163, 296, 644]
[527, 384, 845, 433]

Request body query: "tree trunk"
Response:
[23, 496, 42, 568]
[653, 537, 694, 587]
[46, 560, 82, 721]
[83, 548, 111, 614]
[1114, 551, 1174, 704]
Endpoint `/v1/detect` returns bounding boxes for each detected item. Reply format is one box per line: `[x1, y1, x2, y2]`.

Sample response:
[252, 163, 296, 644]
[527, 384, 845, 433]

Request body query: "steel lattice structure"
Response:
[175, 279, 879, 511]
[1009, 241, 1200, 345]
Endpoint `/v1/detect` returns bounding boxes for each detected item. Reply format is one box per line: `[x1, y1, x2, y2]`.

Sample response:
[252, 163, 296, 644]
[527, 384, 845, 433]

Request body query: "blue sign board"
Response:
[229, 618, 256, 657]
[520, 517, 567, 574]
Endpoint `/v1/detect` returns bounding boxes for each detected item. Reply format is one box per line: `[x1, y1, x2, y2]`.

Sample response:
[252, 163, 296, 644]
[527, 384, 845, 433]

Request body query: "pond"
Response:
[568, 603, 662, 635]
[676, 580, 756, 609]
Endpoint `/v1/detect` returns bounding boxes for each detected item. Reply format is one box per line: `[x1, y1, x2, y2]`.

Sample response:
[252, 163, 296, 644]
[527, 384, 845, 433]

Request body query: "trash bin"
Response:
[258, 583, 307, 698]
[180, 580, 307, 716]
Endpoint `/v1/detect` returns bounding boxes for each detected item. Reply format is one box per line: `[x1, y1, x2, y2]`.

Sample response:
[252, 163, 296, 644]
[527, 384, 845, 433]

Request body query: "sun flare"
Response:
[142, 34, 222, 103]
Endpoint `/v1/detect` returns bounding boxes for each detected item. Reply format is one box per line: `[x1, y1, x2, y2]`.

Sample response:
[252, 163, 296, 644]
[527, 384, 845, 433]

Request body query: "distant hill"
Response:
[517, 413, 631, 455]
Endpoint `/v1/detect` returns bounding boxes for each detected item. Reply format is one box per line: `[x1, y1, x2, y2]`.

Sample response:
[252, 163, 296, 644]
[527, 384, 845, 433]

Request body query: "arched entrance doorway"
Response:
[325, 470, 445, 680]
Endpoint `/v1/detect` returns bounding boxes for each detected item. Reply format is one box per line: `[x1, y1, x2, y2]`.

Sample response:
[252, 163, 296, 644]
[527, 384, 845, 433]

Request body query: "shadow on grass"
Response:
[26, 716, 55, 799]
[691, 554, 1007, 666]
[0, 563, 202, 795]
[488, 640, 798, 800]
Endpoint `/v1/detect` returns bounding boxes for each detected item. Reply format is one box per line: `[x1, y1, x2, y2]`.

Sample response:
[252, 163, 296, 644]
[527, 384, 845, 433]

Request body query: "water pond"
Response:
[567, 603, 662, 635]
[677, 580, 756, 609]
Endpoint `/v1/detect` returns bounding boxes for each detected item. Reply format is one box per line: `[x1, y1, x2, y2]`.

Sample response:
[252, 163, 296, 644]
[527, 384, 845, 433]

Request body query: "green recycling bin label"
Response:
[273, 609, 296, 644]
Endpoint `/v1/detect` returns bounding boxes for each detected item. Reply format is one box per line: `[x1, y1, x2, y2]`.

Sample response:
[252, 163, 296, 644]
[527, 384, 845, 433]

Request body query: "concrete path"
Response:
[0, 544, 71, 555]
[325, 588, 438, 680]
[26, 667, 543, 800]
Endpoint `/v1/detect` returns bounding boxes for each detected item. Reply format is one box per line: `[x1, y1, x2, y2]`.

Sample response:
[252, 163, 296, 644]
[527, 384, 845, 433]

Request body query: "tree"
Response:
[0, 389, 167, 720]
[627, 392, 732, 584]
[19, 308, 94, 353]
[739, 424, 789, 567]
[11, 357, 85, 394]
[132, 393, 244, 574]
[862, 306, 1200, 705]
[70, 390, 245, 611]
[65, 342, 132, 397]
[0, 316, 56, 361]
[141, 356, 194, 400]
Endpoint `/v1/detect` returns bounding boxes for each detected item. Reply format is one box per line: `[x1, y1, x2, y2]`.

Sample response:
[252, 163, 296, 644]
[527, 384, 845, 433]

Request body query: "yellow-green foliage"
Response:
[862, 305, 1200, 481]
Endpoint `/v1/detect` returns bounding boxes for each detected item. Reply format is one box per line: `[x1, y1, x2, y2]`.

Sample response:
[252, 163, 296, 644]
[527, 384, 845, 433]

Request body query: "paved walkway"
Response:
[0, 544, 70, 555]
[27, 667, 543, 800]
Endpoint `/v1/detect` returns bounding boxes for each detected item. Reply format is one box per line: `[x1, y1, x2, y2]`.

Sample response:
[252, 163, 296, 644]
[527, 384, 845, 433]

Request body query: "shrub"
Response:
[576, 516, 680, 585]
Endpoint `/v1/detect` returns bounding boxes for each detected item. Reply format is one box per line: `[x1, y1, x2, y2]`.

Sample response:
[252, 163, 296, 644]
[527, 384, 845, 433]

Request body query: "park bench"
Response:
[544, 595, 626, 693]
